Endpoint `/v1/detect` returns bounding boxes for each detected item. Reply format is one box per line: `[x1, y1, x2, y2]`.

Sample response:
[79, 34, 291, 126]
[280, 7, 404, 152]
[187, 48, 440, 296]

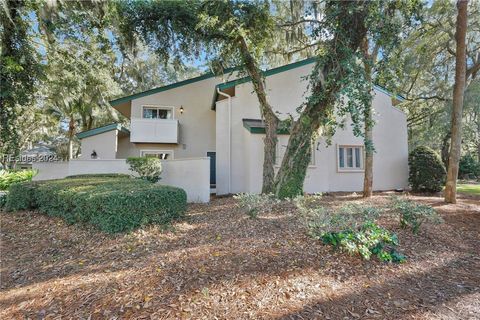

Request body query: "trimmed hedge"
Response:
[5, 176, 187, 233]
[408, 146, 446, 193]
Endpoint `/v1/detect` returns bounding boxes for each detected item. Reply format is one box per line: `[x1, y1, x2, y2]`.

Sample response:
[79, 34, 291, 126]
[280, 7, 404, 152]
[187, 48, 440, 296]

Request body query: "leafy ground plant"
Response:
[296, 200, 405, 263]
[0, 169, 37, 190]
[126, 157, 162, 183]
[391, 196, 443, 233]
[233, 193, 280, 218]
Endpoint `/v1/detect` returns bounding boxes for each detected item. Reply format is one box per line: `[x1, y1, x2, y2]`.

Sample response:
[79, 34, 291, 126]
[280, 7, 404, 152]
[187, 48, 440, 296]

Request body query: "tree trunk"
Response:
[441, 131, 451, 169]
[67, 117, 76, 160]
[363, 106, 374, 197]
[362, 37, 374, 198]
[445, 0, 468, 204]
[238, 37, 279, 194]
[274, 2, 368, 198]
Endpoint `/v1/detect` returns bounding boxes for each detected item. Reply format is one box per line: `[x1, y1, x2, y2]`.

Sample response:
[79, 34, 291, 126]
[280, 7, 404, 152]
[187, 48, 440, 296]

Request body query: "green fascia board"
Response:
[217, 57, 317, 92]
[242, 119, 290, 135]
[372, 84, 405, 102]
[76, 123, 130, 139]
[110, 66, 238, 107]
[212, 57, 404, 108]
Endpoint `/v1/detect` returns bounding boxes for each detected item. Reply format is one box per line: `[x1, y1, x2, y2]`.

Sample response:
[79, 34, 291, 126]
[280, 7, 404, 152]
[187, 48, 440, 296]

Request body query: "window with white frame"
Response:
[142, 106, 174, 119]
[276, 143, 315, 166]
[337, 145, 363, 171]
[140, 150, 173, 160]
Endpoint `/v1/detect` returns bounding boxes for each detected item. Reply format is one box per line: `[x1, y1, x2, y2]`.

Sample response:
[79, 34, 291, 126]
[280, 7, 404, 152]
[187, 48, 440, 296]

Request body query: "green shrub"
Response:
[459, 154, 480, 179]
[234, 193, 281, 218]
[0, 169, 37, 191]
[296, 201, 381, 234]
[0, 192, 7, 209]
[408, 146, 446, 192]
[67, 173, 131, 179]
[321, 222, 405, 263]
[391, 197, 442, 233]
[296, 201, 404, 262]
[4, 181, 41, 211]
[126, 157, 163, 183]
[5, 177, 187, 233]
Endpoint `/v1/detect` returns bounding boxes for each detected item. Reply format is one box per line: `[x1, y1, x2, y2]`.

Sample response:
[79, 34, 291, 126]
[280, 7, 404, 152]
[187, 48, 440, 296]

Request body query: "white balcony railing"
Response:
[130, 118, 179, 143]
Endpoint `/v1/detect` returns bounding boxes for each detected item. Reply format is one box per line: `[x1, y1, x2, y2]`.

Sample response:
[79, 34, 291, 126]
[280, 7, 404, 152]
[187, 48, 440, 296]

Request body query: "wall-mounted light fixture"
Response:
[180, 106, 184, 114]
[91, 150, 98, 159]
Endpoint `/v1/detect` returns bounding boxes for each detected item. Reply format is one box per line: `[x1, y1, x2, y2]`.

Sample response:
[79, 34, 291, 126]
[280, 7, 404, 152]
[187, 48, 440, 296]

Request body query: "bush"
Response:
[234, 193, 281, 218]
[5, 176, 187, 233]
[126, 157, 163, 183]
[459, 154, 480, 179]
[391, 197, 442, 233]
[321, 222, 406, 263]
[67, 173, 131, 179]
[0, 169, 37, 191]
[0, 192, 7, 209]
[295, 201, 404, 262]
[408, 146, 446, 192]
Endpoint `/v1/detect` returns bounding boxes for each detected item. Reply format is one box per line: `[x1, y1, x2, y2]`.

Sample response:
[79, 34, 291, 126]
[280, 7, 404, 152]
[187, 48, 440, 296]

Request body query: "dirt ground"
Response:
[1, 192, 479, 319]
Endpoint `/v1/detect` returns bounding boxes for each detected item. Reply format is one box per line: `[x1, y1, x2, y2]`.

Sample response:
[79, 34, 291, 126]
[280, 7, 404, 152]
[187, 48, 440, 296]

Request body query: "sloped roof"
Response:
[76, 123, 130, 139]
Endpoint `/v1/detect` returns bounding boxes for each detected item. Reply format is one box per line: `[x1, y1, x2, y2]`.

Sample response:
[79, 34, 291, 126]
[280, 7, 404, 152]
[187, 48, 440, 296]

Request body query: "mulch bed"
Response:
[1, 192, 479, 319]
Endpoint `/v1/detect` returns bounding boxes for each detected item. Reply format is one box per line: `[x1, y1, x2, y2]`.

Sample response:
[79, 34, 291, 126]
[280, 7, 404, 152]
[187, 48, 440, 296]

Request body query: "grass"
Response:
[457, 183, 480, 196]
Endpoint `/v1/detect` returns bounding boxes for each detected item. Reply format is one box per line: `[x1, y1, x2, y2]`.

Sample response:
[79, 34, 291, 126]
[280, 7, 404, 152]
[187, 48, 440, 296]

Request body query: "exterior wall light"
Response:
[180, 106, 184, 114]
[91, 150, 98, 159]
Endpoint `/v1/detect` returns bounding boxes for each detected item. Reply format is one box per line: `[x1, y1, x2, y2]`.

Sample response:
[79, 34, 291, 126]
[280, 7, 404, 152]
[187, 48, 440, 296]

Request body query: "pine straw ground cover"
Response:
[1, 193, 479, 319]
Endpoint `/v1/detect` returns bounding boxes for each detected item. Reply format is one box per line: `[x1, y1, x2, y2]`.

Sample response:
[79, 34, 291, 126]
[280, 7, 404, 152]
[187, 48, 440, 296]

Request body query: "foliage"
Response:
[391, 197, 443, 234]
[126, 157, 163, 183]
[321, 222, 406, 263]
[459, 154, 480, 179]
[0, 192, 7, 209]
[0, 0, 44, 164]
[296, 201, 381, 235]
[67, 173, 131, 179]
[408, 146, 446, 192]
[5, 177, 187, 233]
[384, 1, 480, 155]
[0, 170, 37, 191]
[234, 193, 280, 218]
[295, 199, 404, 262]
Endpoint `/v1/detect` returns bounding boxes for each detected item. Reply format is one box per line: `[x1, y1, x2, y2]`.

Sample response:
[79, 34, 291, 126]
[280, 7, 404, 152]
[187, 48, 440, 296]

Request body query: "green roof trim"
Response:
[242, 119, 290, 135]
[218, 57, 317, 92]
[110, 66, 238, 107]
[76, 123, 130, 139]
[212, 57, 405, 109]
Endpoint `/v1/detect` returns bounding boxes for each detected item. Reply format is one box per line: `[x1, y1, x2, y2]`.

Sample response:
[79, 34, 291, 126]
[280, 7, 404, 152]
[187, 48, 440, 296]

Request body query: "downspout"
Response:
[217, 88, 232, 193]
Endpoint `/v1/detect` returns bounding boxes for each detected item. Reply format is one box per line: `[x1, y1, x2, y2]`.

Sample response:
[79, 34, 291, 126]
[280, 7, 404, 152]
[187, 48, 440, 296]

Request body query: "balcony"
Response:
[130, 119, 179, 144]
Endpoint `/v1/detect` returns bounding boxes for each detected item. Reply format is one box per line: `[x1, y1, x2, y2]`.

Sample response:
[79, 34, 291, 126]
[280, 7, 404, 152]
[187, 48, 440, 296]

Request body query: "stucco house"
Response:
[76, 58, 408, 195]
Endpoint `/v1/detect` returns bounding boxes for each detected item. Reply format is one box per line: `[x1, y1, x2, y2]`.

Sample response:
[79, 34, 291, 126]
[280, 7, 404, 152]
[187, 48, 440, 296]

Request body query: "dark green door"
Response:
[207, 152, 216, 187]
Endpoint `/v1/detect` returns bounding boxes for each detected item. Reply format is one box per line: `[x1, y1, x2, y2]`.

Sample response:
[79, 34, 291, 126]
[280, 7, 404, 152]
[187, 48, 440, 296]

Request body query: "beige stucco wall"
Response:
[122, 76, 224, 159]
[215, 62, 408, 194]
[79, 130, 118, 160]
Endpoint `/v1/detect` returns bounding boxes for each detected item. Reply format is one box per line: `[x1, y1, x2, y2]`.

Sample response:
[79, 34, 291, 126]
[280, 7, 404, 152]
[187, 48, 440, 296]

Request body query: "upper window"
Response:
[142, 106, 173, 120]
[141, 150, 173, 160]
[338, 145, 363, 171]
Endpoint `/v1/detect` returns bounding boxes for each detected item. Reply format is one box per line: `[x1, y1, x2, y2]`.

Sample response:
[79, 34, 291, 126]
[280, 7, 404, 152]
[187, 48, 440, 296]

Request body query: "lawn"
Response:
[1, 192, 479, 319]
[457, 183, 480, 196]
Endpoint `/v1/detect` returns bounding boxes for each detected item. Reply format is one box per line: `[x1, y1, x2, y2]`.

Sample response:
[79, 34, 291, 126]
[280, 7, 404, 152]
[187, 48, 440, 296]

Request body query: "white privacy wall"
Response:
[33, 158, 210, 203]
[215, 61, 408, 195]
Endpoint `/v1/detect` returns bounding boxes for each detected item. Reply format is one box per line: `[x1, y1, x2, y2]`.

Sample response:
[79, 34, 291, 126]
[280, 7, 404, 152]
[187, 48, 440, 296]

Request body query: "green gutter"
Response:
[76, 123, 130, 139]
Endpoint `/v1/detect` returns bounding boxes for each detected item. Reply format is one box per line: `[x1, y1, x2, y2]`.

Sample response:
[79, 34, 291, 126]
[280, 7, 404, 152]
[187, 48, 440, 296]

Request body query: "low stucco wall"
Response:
[33, 162, 69, 181]
[33, 158, 210, 203]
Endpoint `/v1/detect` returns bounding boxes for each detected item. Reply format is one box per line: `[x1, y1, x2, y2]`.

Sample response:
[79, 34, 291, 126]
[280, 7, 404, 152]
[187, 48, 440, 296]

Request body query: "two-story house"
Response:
[76, 58, 409, 195]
